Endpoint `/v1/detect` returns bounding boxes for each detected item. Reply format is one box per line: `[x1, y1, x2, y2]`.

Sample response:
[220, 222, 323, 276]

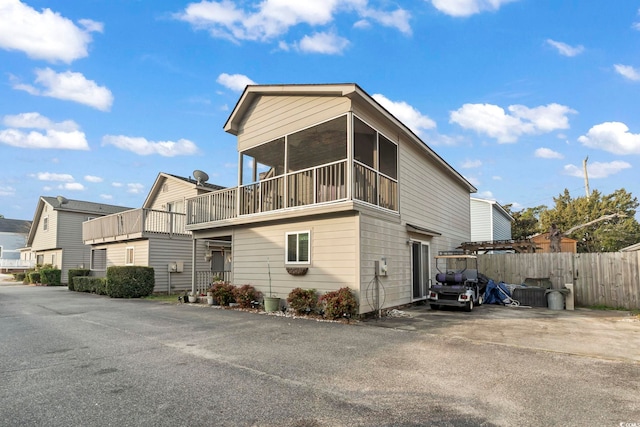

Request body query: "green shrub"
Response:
[105, 266, 155, 298]
[28, 272, 41, 284]
[68, 269, 91, 291]
[40, 269, 62, 286]
[210, 282, 236, 306]
[233, 284, 262, 308]
[320, 287, 358, 320]
[12, 273, 26, 282]
[73, 276, 106, 294]
[23, 269, 36, 284]
[287, 288, 318, 314]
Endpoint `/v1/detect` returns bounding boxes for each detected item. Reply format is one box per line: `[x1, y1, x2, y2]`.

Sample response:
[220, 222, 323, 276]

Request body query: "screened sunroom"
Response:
[186, 114, 398, 227]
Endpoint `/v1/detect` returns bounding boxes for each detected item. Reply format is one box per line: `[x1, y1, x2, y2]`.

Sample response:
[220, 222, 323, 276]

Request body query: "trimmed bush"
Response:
[28, 272, 41, 284]
[40, 269, 62, 286]
[320, 287, 358, 320]
[105, 266, 155, 298]
[210, 282, 236, 306]
[12, 273, 26, 282]
[233, 284, 262, 308]
[287, 288, 318, 314]
[73, 276, 106, 294]
[68, 269, 91, 291]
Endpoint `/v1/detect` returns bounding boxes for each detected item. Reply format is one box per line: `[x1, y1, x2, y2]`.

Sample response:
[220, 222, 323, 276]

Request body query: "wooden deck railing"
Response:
[83, 208, 189, 242]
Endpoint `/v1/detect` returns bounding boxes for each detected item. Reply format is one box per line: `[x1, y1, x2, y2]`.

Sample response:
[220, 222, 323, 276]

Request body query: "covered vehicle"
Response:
[427, 251, 487, 312]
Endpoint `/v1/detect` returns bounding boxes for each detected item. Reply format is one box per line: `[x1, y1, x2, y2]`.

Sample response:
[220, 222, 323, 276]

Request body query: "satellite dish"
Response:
[56, 195, 69, 206]
[193, 170, 209, 186]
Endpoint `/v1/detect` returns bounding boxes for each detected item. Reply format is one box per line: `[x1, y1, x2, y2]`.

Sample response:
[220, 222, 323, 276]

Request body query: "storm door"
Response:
[411, 241, 430, 300]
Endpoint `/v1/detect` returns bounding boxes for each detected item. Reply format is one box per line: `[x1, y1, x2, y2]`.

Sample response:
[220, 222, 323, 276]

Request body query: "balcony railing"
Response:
[187, 161, 348, 225]
[83, 208, 189, 243]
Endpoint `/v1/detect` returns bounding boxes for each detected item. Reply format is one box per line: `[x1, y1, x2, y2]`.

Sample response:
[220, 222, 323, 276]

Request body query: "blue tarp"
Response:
[483, 280, 512, 305]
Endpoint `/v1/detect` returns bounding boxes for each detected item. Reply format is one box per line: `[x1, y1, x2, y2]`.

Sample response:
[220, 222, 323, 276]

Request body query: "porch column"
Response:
[191, 237, 196, 295]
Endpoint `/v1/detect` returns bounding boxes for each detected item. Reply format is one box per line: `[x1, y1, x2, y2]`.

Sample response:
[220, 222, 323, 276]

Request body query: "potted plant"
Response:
[188, 291, 197, 303]
[263, 258, 280, 312]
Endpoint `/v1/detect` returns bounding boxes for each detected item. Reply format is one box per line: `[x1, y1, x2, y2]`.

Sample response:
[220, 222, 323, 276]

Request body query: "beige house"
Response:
[185, 84, 476, 314]
[83, 172, 225, 293]
[23, 196, 132, 283]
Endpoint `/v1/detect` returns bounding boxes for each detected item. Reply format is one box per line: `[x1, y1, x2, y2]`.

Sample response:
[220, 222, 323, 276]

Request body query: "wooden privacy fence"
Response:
[476, 252, 640, 309]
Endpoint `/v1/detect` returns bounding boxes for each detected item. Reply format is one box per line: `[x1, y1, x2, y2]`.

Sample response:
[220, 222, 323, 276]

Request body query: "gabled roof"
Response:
[27, 196, 133, 246]
[0, 218, 31, 234]
[224, 83, 477, 193]
[470, 197, 514, 222]
[142, 172, 225, 208]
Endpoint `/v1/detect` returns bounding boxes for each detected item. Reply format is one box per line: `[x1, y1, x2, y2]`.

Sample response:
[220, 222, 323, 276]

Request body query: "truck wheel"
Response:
[478, 294, 484, 306]
[430, 304, 440, 310]
[464, 300, 473, 312]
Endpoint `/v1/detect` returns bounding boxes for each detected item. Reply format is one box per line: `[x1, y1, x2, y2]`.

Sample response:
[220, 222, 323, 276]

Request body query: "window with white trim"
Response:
[43, 216, 48, 231]
[286, 231, 310, 264]
[125, 247, 134, 265]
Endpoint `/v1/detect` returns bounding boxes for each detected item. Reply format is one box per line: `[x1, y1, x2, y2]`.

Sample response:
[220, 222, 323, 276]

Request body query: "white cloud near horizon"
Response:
[297, 31, 350, 54]
[12, 68, 113, 111]
[450, 102, 576, 143]
[563, 161, 631, 179]
[100, 194, 113, 200]
[476, 190, 495, 200]
[578, 122, 640, 155]
[0, 112, 89, 150]
[84, 175, 103, 183]
[175, 0, 411, 53]
[546, 39, 584, 57]
[534, 147, 564, 159]
[372, 93, 436, 137]
[429, 0, 519, 17]
[0, 0, 102, 63]
[34, 172, 74, 182]
[59, 182, 85, 191]
[127, 183, 145, 194]
[216, 73, 256, 91]
[614, 64, 640, 81]
[102, 135, 200, 157]
[0, 185, 16, 196]
[461, 159, 482, 168]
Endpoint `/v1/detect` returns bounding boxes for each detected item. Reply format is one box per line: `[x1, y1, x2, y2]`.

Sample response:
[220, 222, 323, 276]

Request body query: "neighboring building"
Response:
[530, 232, 578, 253]
[469, 197, 514, 242]
[185, 84, 476, 314]
[620, 242, 640, 252]
[83, 172, 225, 293]
[0, 218, 32, 272]
[24, 196, 132, 283]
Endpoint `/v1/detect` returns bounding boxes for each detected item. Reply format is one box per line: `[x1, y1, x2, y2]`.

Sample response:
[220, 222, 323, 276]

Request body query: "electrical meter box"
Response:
[168, 261, 184, 273]
[377, 257, 388, 276]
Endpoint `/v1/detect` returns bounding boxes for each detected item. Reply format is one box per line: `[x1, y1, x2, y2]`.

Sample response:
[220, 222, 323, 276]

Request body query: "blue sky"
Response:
[1, 0, 639, 222]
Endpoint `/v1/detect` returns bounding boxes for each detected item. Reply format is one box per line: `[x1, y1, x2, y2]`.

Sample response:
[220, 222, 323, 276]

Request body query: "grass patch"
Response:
[588, 304, 640, 317]
[142, 294, 181, 303]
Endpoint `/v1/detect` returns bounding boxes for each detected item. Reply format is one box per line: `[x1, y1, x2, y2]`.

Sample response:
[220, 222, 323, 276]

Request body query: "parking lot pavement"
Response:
[364, 303, 640, 363]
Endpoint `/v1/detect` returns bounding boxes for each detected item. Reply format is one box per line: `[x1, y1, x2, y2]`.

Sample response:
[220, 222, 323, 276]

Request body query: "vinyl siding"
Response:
[231, 213, 358, 300]
[470, 199, 492, 241]
[493, 208, 512, 240]
[237, 95, 350, 152]
[31, 204, 58, 251]
[148, 238, 194, 293]
[149, 177, 199, 212]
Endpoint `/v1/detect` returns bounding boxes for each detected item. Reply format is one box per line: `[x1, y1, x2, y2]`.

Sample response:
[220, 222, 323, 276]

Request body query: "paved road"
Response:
[1, 283, 639, 426]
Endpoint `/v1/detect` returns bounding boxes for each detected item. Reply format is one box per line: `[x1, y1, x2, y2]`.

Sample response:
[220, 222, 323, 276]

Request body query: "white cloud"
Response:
[84, 175, 103, 183]
[0, 186, 16, 196]
[35, 172, 74, 182]
[100, 194, 113, 200]
[60, 182, 85, 191]
[102, 135, 200, 157]
[461, 159, 482, 168]
[372, 94, 436, 137]
[176, 0, 410, 45]
[534, 147, 564, 159]
[450, 102, 576, 143]
[492, 176, 502, 180]
[578, 122, 640, 155]
[216, 73, 256, 92]
[563, 161, 631, 179]
[614, 64, 640, 81]
[0, 0, 102, 63]
[112, 182, 123, 188]
[0, 112, 89, 150]
[476, 190, 495, 200]
[127, 183, 145, 194]
[464, 175, 480, 187]
[429, 0, 519, 17]
[13, 68, 113, 111]
[296, 31, 350, 54]
[546, 39, 584, 57]
[633, 22, 640, 31]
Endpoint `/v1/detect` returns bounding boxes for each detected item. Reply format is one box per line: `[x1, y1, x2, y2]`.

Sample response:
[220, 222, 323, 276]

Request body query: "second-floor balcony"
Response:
[83, 208, 189, 244]
[186, 160, 398, 228]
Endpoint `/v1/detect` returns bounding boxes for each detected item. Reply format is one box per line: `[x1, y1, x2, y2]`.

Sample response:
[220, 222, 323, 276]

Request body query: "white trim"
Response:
[285, 230, 311, 265]
[125, 246, 135, 265]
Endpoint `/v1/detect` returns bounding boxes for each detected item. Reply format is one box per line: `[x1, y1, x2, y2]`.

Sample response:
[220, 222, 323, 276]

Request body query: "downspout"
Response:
[191, 237, 196, 295]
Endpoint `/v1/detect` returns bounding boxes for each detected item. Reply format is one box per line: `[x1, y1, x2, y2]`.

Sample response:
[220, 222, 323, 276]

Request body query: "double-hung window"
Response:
[286, 231, 310, 264]
[125, 247, 135, 265]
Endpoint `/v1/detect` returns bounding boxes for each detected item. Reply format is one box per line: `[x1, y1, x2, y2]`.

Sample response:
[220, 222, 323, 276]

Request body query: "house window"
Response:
[43, 216, 48, 231]
[91, 249, 106, 271]
[51, 254, 56, 268]
[125, 247, 134, 265]
[36, 254, 44, 266]
[286, 231, 310, 264]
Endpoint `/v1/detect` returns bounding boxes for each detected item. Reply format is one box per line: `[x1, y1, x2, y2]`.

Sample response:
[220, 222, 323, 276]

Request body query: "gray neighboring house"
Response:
[82, 172, 225, 293]
[185, 83, 477, 314]
[470, 197, 514, 242]
[24, 196, 132, 283]
[0, 218, 32, 272]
